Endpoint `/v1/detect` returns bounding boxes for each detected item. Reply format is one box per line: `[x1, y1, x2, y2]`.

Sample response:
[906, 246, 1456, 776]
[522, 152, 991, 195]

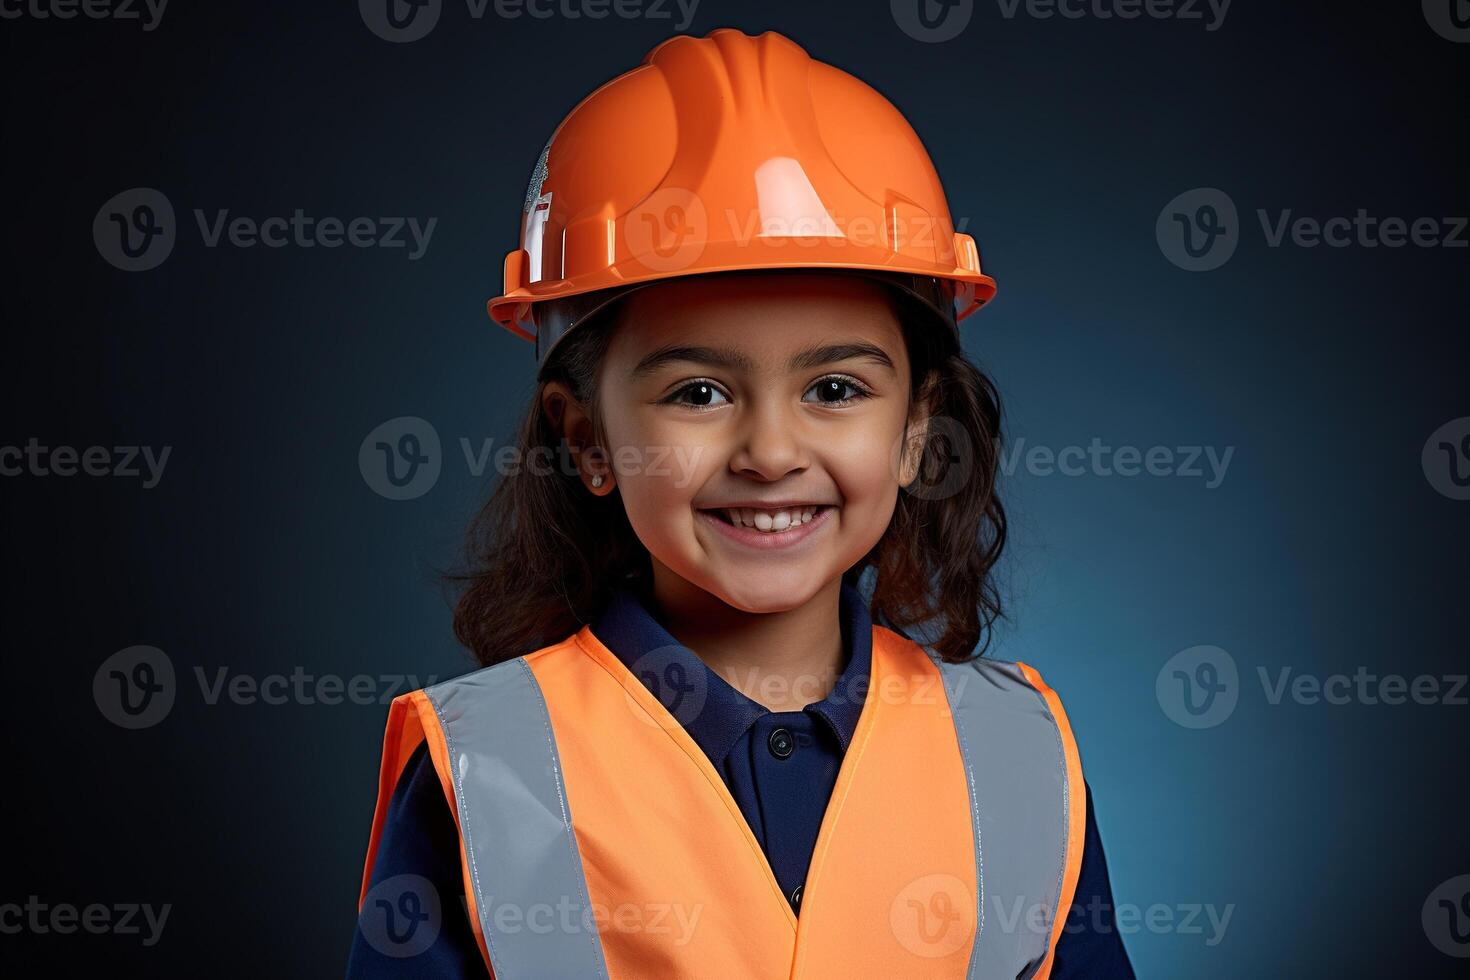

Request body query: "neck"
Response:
[644, 562, 847, 713]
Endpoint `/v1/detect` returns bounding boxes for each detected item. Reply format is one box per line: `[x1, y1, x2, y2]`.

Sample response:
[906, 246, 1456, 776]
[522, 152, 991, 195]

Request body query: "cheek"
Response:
[825, 406, 911, 495]
[616, 469, 691, 539]
[602, 412, 716, 538]
[828, 436, 905, 532]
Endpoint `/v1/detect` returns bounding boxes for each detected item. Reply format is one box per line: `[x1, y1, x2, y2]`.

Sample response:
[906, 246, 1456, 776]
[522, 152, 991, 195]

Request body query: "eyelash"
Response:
[804, 375, 873, 406]
[662, 375, 873, 410]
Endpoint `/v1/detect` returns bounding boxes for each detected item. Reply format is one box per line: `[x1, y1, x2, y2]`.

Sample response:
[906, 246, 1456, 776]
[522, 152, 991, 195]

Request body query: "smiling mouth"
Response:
[701, 505, 832, 533]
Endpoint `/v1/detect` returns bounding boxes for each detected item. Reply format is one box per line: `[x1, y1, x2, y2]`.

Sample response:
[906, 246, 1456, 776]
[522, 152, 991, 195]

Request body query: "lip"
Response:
[696, 504, 834, 551]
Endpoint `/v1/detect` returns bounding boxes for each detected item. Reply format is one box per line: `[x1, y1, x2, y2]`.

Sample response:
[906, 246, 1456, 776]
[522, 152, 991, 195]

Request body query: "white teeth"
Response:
[721, 506, 824, 533]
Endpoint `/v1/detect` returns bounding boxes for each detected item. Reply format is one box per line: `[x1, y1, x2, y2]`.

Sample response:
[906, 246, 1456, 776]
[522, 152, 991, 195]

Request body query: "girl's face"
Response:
[549, 272, 930, 614]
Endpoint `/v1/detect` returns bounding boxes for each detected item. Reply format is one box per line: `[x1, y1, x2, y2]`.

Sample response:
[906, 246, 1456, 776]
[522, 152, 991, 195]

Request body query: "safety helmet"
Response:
[487, 28, 997, 368]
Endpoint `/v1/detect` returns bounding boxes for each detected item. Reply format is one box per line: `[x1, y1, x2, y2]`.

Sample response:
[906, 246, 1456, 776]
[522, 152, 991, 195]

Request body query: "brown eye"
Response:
[666, 381, 730, 408]
[803, 376, 869, 405]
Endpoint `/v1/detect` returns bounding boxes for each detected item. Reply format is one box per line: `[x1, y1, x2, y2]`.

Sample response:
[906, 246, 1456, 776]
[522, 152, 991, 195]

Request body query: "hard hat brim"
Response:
[512, 266, 990, 371]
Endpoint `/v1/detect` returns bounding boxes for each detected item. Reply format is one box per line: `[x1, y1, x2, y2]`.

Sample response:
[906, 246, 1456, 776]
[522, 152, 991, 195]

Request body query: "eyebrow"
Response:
[631, 341, 896, 378]
[791, 342, 895, 373]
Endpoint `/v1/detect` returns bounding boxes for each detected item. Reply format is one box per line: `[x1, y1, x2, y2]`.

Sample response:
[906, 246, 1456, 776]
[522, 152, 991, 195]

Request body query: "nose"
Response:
[728, 397, 809, 481]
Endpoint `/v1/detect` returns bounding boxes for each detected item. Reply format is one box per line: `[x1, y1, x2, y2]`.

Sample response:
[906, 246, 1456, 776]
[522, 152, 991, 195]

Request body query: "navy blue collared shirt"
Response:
[348, 584, 1135, 977]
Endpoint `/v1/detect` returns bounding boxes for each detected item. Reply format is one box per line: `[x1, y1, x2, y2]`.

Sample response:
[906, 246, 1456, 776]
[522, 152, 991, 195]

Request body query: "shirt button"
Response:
[790, 883, 804, 911]
[767, 727, 795, 759]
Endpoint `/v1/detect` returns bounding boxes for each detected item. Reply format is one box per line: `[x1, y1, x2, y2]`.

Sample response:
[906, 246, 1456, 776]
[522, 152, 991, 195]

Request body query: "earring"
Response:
[591, 474, 604, 489]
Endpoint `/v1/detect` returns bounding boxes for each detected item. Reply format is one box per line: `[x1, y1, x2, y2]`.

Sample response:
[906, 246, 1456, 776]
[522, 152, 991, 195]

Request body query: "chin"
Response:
[705, 573, 823, 615]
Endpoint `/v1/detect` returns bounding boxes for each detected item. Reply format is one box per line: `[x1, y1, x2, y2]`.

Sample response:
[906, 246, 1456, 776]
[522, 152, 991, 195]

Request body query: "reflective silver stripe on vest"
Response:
[935, 657, 1074, 980]
[423, 659, 609, 980]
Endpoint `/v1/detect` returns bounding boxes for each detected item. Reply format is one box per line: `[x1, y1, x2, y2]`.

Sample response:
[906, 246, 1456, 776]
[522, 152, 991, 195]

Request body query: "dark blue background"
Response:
[2, 1, 1465, 975]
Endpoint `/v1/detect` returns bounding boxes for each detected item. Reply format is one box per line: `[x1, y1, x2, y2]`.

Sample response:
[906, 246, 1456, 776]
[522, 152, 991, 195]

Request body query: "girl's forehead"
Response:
[610, 272, 906, 353]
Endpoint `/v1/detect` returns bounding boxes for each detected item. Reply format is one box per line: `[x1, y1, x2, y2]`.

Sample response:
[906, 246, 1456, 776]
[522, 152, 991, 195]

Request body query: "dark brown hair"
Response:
[451, 275, 1007, 666]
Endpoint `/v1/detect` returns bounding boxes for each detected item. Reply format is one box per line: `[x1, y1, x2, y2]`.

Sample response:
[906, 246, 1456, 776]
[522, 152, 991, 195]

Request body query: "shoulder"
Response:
[412, 632, 587, 709]
[937, 650, 1066, 701]
[936, 652, 1083, 762]
[875, 623, 1073, 713]
[880, 629, 1087, 790]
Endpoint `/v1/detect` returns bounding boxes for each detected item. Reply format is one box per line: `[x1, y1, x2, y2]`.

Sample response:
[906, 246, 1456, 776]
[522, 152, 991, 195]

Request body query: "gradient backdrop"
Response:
[2, 1, 1466, 975]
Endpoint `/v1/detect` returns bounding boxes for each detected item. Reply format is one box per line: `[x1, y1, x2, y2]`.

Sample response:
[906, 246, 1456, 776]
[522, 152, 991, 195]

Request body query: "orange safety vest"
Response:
[359, 622, 1085, 979]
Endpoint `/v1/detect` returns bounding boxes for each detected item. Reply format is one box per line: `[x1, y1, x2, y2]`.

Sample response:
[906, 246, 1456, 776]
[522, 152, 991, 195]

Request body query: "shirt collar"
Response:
[590, 580, 874, 765]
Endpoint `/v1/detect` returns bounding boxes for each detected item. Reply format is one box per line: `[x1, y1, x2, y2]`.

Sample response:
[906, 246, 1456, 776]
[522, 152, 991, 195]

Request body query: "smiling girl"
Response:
[350, 28, 1132, 980]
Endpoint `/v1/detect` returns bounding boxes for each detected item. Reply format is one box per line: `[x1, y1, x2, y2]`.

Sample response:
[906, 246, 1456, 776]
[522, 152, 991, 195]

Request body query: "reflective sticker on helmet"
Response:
[524, 191, 553, 283]
[522, 137, 552, 215]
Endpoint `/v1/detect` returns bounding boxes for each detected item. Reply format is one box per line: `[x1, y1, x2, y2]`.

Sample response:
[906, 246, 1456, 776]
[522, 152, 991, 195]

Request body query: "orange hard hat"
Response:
[488, 28, 997, 365]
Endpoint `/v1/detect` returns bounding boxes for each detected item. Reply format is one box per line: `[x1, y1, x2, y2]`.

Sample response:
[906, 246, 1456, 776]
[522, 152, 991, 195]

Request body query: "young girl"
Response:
[350, 28, 1132, 979]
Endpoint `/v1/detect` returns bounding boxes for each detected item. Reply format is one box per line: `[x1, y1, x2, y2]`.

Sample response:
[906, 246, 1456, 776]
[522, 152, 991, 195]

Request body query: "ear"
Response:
[541, 381, 616, 496]
[896, 370, 938, 489]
